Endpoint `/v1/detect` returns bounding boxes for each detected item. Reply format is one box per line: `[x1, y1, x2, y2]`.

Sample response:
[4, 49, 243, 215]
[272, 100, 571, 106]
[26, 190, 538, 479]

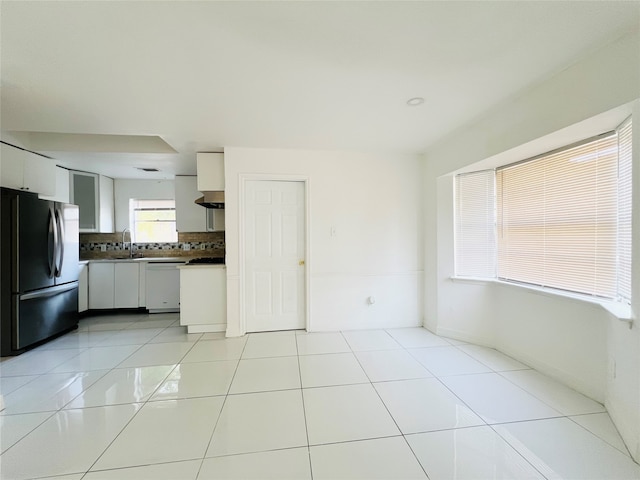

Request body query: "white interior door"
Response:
[245, 180, 305, 332]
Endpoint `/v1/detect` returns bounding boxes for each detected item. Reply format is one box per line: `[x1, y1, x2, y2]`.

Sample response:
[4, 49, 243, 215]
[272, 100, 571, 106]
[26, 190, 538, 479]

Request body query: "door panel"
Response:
[54, 203, 80, 285]
[280, 271, 298, 315]
[254, 271, 273, 316]
[18, 193, 55, 293]
[245, 180, 305, 332]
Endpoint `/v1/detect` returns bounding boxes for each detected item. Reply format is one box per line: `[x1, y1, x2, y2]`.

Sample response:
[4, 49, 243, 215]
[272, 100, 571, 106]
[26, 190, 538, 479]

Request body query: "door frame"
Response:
[238, 174, 311, 335]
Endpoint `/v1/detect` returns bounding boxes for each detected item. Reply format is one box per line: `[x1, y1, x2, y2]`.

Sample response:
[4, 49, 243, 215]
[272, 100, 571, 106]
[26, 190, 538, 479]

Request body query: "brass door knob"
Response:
[299, 260, 305, 266]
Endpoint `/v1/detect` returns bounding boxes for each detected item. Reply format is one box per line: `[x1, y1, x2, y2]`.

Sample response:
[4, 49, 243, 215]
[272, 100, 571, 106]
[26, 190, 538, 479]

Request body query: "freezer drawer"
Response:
[13, 282, 79, 352]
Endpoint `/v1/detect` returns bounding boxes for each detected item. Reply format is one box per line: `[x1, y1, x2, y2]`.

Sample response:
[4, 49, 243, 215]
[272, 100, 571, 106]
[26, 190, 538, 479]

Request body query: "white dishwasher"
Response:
[146, 262, 182, 313]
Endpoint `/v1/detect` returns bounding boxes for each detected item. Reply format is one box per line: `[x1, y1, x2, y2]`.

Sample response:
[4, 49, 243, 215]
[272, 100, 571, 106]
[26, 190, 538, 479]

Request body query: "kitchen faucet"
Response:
[122, 227, 134, 258]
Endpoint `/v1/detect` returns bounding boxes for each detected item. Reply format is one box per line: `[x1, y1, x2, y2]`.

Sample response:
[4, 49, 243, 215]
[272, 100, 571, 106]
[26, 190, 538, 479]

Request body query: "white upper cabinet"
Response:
[196, 153, 224, 191]
[70, 171, 99, 231]
[99, 175, 114, 233]
[0, 143, 56, 196]
[0, 143, 26, 190]
[39, 166, 71, 203]
[24, 152, 56, 196]
[175, 175, 206, 232]
[69, 170, 114, 232]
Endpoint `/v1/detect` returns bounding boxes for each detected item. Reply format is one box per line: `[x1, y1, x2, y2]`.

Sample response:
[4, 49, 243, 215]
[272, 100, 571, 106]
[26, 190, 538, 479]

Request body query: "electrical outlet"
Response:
[200, 244, 206, 250]
[183, 243, 191, 251]
[100, 244, 107, 252]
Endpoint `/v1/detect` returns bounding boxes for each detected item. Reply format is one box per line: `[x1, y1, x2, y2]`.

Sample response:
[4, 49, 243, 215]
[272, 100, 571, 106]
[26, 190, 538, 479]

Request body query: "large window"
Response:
[454, 170, 496, 278]
[455, 118, 632, 303]
[130, 199, 177, 243]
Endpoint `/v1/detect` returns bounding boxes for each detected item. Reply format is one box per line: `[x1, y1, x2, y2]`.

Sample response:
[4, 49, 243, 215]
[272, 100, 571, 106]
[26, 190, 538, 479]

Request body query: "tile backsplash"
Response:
[80, 231, 225, 260]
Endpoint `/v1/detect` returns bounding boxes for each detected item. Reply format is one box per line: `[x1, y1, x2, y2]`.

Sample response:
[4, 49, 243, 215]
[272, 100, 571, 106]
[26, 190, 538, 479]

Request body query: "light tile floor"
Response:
[0, 313, 639, 480]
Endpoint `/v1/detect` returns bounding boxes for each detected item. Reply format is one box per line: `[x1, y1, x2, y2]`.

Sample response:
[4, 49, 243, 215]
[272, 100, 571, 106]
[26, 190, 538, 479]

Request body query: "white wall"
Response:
[607, 99, 640, 462]
[424, 29, 640, 460]
[223, 148, 423, 336]
[113, 179, 175, 231]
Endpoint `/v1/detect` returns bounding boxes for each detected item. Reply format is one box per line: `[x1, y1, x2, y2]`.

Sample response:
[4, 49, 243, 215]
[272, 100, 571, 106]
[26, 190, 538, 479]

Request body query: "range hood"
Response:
[195, 191, 225, 209]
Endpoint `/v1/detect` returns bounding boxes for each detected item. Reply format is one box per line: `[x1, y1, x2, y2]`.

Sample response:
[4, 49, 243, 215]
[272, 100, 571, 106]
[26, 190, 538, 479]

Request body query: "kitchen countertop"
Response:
[82, 257, 187, 263]
[177, 264, 226, 269]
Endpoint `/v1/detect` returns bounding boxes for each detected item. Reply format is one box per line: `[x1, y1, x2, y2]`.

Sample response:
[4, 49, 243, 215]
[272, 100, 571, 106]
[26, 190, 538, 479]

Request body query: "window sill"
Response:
[450, 276, 633, 323]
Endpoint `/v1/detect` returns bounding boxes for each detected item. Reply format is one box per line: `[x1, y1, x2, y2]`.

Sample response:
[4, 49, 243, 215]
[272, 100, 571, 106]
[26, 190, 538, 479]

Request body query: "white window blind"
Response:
[496, 133, 619, 298]
[455, 170, 496, 277]
[617, 117, 632, 302]
[130, 199, 178, 243]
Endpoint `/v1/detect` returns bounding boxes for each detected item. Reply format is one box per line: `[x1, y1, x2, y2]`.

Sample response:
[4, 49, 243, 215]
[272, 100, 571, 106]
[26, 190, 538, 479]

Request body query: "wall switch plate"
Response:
[100, 245, 107, 252]
[183, 244, 191, 251]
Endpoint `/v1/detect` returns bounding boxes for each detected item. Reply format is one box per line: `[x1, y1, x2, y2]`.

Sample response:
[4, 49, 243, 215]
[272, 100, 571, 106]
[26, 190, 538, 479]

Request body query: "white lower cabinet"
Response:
[179, 265, 226, 333]
[88, 263, 115, 309]
[114, 263, 140, 308]
[88, 262, 140, 309]
[79, 263, 89, 313]
[146, 263, 181, 312]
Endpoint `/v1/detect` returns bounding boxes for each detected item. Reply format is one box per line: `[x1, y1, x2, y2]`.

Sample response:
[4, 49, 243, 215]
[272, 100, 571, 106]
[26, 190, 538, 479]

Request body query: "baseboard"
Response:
[186, 324, 227, 334]
[434, 326, 495, 347]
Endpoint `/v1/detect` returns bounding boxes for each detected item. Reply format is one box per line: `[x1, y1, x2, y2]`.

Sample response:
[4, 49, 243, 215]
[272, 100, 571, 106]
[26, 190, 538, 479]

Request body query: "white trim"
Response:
[186, 324, 226, 334]
[434, 326, 495, 347]
[238, 174, 311, 336]
[450, 275, 634, 322]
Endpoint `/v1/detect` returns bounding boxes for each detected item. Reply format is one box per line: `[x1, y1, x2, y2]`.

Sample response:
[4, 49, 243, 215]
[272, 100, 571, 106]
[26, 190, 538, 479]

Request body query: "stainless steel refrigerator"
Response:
[1, 187, 80, 356]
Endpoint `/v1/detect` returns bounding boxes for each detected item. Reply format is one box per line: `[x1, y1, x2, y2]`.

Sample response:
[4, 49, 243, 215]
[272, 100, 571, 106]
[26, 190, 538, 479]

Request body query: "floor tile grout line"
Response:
[0, 321, 165, 416]
[448, 342, 512, 372]
[351, 345, 427, 474]
[294, 331, 314, 480]
[307, 433, 405, 449]
[78, 457, 203, 479]
[451, 343, 532, 372]
[0, 409, 58, 456]
[402, 330, 549, 479]
[487, 421, 553, 480]
[68, 317, 182, 476]
[195, 331, 251, 479]
[64, 315, 189, 476]
[4, 318, 637, 477]
[0, 346, 89, 378]
[0, 372, 43, 399]
[1, 367, 114, 420]
[342, 335, 435, 479]
[493, 368, 592, 418]
[401, 341, 492, 431]
[441, 339, 602, 420]
[565, 414, 634, 458]
[401, 433, 432, 479]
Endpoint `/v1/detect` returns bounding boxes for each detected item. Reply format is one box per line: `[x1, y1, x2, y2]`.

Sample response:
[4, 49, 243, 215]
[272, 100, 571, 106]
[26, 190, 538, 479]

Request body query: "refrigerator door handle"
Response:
[48, 207, 57, 278]
[54, 207, 65, 277]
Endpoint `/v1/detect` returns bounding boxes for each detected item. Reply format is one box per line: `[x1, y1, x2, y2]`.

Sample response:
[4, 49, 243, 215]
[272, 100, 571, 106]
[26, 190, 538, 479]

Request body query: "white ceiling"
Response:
[1, 1, 638, 179]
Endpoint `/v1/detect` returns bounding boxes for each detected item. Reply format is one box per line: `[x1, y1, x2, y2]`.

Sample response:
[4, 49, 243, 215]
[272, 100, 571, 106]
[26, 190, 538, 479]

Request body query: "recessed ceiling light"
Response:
[406, 97, 425, 106]
[137, 167, 160, 172]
